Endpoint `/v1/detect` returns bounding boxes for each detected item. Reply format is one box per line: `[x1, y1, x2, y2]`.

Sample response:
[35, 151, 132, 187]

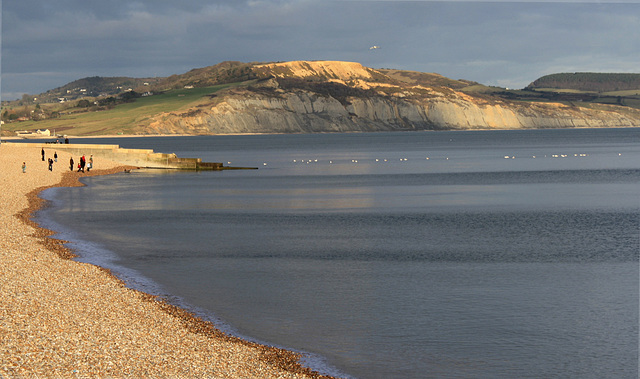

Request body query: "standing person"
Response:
[70, 157, 74, 171]
[41, 148, 45, 161]
[48, 158, 53, 171]
[80, 155, 86, 173]
[87, 155, 93, 172]
[54, 152, 58, 162]
[22, 162, 26, 173]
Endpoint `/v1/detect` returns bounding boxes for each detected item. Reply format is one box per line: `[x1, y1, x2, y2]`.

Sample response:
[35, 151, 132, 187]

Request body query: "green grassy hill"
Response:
[461, 73, 640, 110]
[38, 76, 162, 103]
[527, 73, 640, 93]
[2, 84, 238, 136]
[146, 61, 258, 92]
[378, 69, 473, 89]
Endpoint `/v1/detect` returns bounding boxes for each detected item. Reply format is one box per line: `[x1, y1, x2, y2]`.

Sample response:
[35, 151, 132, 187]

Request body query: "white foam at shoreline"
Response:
[37, 185, 351, 379]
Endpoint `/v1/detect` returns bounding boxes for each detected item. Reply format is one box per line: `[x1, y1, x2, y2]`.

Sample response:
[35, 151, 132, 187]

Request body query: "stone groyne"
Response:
[2, 142, 255, 170]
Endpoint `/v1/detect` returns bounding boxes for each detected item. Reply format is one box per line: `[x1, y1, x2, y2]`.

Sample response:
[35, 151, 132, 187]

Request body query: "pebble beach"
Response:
[0, 143, 333, 378]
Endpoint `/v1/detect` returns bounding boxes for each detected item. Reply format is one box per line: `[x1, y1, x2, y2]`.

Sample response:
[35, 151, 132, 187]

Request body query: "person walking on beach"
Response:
[70, 157, 74, 171]
[41, 148, 45, 161]
[87, 155, 93, 172]
[22, 162, 26, 173]
[54, 152, 58, 162]
[48, 158, 54, 171]
[80, 155, 86, 172]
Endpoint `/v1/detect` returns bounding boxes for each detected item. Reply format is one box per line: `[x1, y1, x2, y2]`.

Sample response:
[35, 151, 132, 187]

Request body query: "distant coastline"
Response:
[3, 61, 639, 137]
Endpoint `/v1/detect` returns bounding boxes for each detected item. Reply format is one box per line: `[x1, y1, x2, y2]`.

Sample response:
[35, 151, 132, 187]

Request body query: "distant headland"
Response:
[2, 61, 639, 137]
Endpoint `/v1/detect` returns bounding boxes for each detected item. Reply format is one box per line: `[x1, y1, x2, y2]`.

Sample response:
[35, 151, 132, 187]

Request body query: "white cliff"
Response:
[147, 85, 640, 135]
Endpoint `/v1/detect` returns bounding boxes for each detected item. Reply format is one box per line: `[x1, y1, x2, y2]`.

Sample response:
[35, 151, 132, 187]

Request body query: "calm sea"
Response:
[38, 129, 639, 379]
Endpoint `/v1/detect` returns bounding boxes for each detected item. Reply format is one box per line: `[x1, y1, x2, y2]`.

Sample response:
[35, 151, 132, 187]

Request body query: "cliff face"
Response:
[147, 84, 640, 135]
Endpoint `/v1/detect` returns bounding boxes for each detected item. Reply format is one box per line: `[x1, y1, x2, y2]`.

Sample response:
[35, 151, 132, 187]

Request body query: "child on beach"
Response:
[22, 162, 26, 173]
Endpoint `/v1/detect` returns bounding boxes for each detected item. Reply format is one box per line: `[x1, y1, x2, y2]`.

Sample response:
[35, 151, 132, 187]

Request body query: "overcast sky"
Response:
[2, 0, 639, 100]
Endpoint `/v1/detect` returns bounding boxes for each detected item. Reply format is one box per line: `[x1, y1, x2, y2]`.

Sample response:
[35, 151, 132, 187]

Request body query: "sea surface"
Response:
[38, 129, 639, 378]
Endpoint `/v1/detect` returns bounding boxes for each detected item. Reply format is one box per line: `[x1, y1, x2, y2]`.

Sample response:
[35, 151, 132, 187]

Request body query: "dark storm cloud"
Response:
[2, 0, 639, 100]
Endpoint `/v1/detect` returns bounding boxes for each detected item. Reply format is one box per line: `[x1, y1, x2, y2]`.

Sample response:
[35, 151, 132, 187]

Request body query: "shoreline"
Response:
[3, 125, 640, 141]
[0, 145, 336, 378]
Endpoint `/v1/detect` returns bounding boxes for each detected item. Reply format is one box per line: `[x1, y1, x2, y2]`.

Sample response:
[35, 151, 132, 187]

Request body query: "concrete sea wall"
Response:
[2, 142, 226, 170]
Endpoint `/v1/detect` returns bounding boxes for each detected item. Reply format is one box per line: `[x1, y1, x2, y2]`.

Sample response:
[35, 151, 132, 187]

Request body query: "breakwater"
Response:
[2, 142, 255, 170]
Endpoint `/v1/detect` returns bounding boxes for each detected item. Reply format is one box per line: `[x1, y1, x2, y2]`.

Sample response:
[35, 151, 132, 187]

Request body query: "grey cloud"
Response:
[2, 1, 639, 99]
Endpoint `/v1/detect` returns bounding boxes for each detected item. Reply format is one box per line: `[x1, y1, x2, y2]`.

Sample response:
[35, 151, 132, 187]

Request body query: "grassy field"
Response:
[529, 87, 599, 94]
[601, 89, 640, 96]
[3, 84, 240, 136]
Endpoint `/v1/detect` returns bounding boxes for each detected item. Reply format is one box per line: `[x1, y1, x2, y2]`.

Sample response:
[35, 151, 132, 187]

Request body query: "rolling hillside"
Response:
[527, 73, 640, 93]
[37, 76, 163, 103]
[2, 61, 640, 136]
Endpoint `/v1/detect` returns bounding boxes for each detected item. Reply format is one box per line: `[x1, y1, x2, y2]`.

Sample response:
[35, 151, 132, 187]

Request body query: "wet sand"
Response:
[0, 143, 335, 378]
